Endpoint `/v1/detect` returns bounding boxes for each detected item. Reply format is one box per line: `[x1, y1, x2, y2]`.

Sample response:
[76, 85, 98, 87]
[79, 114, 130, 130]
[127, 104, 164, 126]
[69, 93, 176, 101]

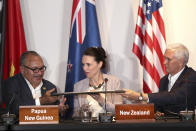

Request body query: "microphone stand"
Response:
[1, 94, 16, 126]
[179, 78, 194, 121]
[105, 78, 107, 114]
[99, 78, 113, 123]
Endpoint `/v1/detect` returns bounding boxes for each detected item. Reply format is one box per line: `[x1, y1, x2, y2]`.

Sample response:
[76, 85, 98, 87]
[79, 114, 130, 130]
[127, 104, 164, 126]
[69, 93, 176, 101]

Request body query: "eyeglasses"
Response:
[23, 65, 47, 73]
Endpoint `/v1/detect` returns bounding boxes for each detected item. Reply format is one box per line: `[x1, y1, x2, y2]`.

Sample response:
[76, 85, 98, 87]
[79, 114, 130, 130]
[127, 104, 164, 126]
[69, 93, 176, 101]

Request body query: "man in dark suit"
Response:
[3, 51, 67, 116]
[123, 43, 196, 114]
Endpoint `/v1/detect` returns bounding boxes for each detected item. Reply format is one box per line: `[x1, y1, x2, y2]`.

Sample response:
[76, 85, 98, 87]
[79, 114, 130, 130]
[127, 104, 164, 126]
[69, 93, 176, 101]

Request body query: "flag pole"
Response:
[0, 0, 6, 107]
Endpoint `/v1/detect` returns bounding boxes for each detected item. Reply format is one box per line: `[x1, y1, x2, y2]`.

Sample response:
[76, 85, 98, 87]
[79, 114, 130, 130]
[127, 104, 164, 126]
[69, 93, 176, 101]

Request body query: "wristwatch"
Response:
[139, 92, 143, 101]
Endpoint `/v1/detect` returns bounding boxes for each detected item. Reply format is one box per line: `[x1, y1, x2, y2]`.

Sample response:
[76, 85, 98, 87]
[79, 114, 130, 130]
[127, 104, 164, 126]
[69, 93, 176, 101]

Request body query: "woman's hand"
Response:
[89, 89, 104, 106]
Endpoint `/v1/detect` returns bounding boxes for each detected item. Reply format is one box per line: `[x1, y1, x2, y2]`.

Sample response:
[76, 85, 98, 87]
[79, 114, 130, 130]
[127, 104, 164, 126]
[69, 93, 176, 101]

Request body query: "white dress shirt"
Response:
[168, 67, 185, 92]
[25, 79, 43, 105]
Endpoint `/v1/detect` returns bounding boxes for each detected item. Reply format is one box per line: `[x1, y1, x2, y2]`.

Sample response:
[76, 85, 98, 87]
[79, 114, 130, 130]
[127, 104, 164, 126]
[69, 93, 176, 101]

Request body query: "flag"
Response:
[132, 0, 166, 93]
[65, 0, 102, 117]
[0, 0, 6, 106]
[0, 0, 27, 109]
[3, 0, 27, 80]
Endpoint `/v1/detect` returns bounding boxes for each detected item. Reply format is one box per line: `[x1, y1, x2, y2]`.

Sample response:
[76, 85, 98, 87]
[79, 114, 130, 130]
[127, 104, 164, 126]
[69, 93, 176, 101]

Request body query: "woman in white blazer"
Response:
[73, 47, 123, 118]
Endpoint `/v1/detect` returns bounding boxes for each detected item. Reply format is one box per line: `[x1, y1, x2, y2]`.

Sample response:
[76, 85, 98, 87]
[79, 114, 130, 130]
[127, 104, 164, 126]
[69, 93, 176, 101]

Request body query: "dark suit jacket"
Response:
[148, 66, 196, 114]
[2, 73, 58, 116]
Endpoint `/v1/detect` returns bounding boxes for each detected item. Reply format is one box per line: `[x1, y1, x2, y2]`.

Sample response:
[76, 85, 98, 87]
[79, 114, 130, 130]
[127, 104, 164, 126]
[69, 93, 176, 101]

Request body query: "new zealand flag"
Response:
[65, 0, 102, 118]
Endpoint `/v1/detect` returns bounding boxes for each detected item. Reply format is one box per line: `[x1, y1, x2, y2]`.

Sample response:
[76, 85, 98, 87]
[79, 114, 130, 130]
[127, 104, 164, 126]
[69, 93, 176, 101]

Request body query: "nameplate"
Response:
[19, 105, 59, 124]
[115, 104, 155, 122]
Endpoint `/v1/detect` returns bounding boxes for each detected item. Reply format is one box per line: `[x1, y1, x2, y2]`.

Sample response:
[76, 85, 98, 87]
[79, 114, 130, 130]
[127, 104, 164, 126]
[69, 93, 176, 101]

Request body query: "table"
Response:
[6, 119, 196, 131]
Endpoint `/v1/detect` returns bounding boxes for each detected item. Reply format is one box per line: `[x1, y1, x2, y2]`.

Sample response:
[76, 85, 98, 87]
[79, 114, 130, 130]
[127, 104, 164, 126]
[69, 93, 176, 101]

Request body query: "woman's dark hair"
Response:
[83, 47, 107, 69]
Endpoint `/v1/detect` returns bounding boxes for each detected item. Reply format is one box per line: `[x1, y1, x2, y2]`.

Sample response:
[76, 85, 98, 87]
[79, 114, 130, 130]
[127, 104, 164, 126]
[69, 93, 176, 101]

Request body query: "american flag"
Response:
[132, 0, 166, 93]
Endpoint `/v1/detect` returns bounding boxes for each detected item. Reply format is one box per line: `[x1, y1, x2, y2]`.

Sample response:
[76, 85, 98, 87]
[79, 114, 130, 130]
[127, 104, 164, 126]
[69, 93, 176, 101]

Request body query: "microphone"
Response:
[99, 78, 113, 123]
[1, 94, 16, 125]
[8, 94, 15, 114]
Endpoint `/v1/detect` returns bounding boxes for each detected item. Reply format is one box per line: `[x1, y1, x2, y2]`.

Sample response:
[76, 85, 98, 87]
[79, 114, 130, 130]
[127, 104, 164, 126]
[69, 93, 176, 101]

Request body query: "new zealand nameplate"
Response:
[115, 104, 155, 122]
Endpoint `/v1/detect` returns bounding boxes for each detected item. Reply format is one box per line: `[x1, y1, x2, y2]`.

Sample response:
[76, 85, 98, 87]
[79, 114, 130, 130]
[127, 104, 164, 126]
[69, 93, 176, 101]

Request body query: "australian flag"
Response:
[65, 0, 102, 118]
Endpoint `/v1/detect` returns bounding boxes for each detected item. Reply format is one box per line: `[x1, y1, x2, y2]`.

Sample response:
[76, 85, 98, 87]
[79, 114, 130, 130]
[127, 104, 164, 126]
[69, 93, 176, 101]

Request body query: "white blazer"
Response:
[73, 74, 123, 117]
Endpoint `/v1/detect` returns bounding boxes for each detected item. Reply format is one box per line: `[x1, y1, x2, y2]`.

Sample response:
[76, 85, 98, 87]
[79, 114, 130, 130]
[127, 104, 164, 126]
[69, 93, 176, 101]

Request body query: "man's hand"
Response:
[121, 88, 140, 100]
[40, 88, 58, 105]
[58, 96, 69, 118]
[58, 97, 69, 112]
[154, 111, 164, 120]
[121, 88, 148, 101]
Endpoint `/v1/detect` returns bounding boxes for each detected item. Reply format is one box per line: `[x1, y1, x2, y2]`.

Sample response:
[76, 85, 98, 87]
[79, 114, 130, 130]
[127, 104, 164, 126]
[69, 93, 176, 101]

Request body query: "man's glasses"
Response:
[23, 65, 47, 73]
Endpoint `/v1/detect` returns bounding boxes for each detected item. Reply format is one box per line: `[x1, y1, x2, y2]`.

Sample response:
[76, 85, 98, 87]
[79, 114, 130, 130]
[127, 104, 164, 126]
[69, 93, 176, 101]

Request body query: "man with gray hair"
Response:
[122, 43, 196, 115]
